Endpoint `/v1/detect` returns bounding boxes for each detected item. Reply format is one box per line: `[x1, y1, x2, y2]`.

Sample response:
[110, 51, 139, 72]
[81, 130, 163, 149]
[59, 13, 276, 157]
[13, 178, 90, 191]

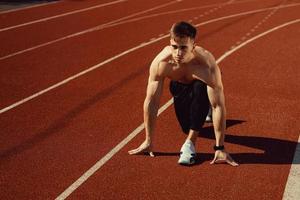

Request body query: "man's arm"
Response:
[128, 60, 164, 156]
[206, 53, 239, 166]
[207, 64, 226, 147]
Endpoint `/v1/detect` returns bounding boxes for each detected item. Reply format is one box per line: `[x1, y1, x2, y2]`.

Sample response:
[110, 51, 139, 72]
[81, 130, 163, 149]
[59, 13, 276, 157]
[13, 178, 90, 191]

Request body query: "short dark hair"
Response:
[170, 21, 197, 39]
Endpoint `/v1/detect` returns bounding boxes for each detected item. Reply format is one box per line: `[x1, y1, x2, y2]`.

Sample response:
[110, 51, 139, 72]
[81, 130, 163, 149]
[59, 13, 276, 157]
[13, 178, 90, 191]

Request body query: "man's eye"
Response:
[172, 45, 178, 49]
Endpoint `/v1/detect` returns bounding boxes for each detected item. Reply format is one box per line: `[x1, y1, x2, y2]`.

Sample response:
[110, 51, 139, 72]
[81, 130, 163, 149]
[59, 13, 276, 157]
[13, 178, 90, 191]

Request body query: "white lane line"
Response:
[88, 0, 178, 31]
[0, 0, 179, 61]
[189, 0, 236, 23]
[54, 99, 174, 200]
[55, 18, 300, 200]
[1, 3, 300, 114]
[2, 1, 300, 61]
[104, 0, 178, 23]
[0, 0, 60, 14]
[193, 3, 300, 27]
[0, 0, 127, 32]
[217, 19, 300, 63]
[0, 34, 169, 115]
[283, 135, 300, 200]
[65, 2, 300, 33]
[230, 0, 286, 48]
[195, 0, 234, 20]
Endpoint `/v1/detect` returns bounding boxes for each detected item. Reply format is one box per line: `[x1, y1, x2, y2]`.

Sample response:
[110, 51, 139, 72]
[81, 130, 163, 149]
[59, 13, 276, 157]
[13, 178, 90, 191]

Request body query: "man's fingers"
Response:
[128, 143, 146, 155]
[128, 148, 142, 155]
[128, 147, 154, 157]
[210, 158, 239, 166]
[225, 154, 239, 166]
[210, 155, 217, 164]
[227, 160, 239, 166]
[149, 151, 155, 157]
[210, 152, 239, 166]
[226, 157, 239, 167]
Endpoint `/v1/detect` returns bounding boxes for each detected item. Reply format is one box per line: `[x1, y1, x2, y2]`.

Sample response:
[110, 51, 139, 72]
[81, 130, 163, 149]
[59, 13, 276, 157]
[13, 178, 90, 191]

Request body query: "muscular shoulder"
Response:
[149, 46, 172, 79]
[193, 46, 223, 88]
[193, 46, 217, 69]
[153, 46, 172, 63]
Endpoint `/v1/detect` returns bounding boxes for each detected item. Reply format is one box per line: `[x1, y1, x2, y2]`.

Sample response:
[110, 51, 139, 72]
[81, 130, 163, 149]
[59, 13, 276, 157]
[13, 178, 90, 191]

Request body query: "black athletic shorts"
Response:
[169, 80, 210, 134]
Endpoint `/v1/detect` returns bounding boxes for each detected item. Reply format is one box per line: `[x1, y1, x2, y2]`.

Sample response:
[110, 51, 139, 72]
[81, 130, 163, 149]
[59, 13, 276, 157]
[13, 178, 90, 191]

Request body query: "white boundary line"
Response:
[0, 36, 168, 115]
[0, 0, 128, 32]
[97, 0, 292, 29]
[1, 1, 299, 61]
[0, 0, 60, 14]
[55, 18, 300, 200]
[54, 99, 174, 200]
[283, 134, 300, 200]
[0, 0, 179, 61]
[1, 3, 300, 114]
[118, 2, 300, 30]
[0, 0, 226, 61]
[95, 0, 179, 28]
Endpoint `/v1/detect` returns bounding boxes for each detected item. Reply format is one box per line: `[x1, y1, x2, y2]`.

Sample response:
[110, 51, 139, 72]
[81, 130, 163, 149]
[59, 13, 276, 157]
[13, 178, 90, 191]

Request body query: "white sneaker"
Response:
[205, 107, 212, 122]
[178, 140, 196, 165]
[205, 115, 212, 122]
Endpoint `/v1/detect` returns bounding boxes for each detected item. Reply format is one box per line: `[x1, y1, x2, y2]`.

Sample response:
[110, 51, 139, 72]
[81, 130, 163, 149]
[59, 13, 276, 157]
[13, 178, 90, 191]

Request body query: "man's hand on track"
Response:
[128, 140, 154, 157]
[210, 150, 239, 167]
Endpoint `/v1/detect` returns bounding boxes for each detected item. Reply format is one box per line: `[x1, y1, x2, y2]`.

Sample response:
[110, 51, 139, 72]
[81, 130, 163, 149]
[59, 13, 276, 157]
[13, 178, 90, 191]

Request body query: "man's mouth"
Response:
[175, 57, 183, 62]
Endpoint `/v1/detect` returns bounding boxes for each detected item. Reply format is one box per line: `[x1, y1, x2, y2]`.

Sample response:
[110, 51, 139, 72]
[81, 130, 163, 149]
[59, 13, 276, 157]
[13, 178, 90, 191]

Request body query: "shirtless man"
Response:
[128, 21, 238, 166]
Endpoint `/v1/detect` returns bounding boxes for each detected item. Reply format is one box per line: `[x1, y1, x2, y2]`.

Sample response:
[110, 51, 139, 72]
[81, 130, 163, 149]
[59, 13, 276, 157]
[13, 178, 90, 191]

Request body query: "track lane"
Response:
[0, 40, 173, 199]
[1, 0, 298, 154]
[1, 0, 297, 110]
[0, 0, 299, 199]
[0, 0, 281, 59]
[1, 0, 298, 160]
[0, 0, 197, 109]
[0, 0, 230, 61]
[66, 20, 300, 200]
[0, 0, 126, 28]
[0, 1, 232, 108]
[53, 3, 300, 198]
[0, 0, 176, 57]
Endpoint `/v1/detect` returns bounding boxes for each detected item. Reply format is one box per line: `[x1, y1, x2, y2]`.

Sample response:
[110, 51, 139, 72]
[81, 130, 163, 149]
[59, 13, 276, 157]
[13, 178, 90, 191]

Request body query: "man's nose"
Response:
[176, 49, 182, 56]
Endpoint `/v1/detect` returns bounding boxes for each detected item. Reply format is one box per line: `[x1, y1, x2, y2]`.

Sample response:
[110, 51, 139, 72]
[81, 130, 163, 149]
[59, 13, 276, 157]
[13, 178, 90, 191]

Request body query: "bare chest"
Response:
[166, 61, 211, 84]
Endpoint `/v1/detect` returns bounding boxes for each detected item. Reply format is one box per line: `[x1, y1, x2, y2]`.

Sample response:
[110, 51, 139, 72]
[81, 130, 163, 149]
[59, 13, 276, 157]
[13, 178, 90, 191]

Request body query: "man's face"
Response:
[170, 36, 194, 64]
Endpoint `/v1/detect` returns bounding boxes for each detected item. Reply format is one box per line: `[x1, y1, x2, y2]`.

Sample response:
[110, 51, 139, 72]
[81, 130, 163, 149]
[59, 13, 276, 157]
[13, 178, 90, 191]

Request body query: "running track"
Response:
[0, 0, 299, 199]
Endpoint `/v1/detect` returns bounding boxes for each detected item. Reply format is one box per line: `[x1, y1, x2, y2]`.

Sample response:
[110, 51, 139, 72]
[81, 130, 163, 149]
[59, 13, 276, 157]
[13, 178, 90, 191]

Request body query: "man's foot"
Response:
[178, 140, 196, 165]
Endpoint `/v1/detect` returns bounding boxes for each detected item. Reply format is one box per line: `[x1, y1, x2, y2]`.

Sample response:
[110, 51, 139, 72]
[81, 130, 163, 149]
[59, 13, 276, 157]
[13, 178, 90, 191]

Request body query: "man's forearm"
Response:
[212, 105, 226, 146]
[143, 99, 159, 142]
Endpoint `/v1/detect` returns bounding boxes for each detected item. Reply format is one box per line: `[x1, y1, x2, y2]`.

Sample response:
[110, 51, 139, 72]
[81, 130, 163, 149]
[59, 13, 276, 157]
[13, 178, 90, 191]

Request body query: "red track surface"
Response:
[0, 0, 299, 199]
